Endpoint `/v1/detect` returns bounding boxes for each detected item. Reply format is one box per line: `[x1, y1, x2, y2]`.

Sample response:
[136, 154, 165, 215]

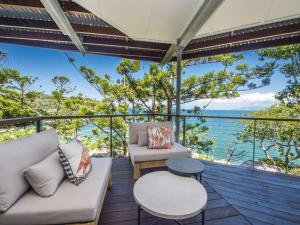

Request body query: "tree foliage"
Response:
[239, 105, 300, 173]
[1, 45, 299, 167]
[257, 45, 300, 111]
[238, 45, 300, 174]
[65, 52, 275, 155]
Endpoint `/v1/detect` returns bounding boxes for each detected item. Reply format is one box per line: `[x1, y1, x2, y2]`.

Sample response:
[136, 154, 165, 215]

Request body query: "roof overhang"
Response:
[0, 0, 299, 62]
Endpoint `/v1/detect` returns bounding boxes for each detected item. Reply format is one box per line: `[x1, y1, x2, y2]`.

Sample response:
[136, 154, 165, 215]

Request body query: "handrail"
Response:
[1, 113, 299, 171]
[0, 113, 299, 126]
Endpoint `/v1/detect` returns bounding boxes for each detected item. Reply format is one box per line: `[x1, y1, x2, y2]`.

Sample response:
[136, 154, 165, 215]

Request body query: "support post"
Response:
[110, 116, 113, 158]
[175, 40, 182, 143]
[36, 120, 42, 133]
[183, 117, 186, 146]
[252, 120, 257, 170]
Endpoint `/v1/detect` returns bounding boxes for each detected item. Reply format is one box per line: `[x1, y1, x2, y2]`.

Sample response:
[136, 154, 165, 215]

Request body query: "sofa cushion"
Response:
[137, 131, 148, 147]
[24, 151, 65, 197]
[129, 121, 175, 144]
[59, 138, 92, 185]
[128, 143, 191, 164]
[0, 158, 112, 225]
[0, 129, 59, 212]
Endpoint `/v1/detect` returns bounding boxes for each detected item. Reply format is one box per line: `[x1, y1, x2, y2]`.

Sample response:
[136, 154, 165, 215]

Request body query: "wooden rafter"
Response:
[186, 18, 300, 52]
[0, 28, 169, 52]
[0, 17, 126, 37]
[0, 0, 88, 13]
[0, 37, 162, 62]
[182, 33, 300, 60]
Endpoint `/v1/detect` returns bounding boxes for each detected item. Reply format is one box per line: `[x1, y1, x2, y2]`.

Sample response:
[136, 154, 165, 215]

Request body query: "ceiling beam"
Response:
[0, 17, 126, 37]
[0, 28, 169, 52]
[40, 0, 85, 53]
[182, 33, 300, 60]
[185, 18, 300, 51]
[0, 37, 162, 62]
[161, 0, 224, 64]
[0, 0, 89, 13]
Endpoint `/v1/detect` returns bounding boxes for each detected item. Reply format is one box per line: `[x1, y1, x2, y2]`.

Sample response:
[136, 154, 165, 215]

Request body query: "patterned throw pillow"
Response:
[147, 126, 172, 149]
[58, 138, 92, 185]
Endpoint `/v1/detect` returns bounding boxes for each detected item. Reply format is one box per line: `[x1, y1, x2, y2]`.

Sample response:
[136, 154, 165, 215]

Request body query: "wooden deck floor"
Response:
[99, 158, 300, 225]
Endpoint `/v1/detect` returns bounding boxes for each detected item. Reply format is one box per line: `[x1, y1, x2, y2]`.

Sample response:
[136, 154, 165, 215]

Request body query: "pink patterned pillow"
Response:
[147, 126, 172, 149]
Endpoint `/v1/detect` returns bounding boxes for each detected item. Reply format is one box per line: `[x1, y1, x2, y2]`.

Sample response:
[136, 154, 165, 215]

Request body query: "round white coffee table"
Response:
[133, 171, 207, 225]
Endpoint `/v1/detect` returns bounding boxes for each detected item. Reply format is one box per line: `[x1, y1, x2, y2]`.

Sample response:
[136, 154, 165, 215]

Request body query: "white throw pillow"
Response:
[58, 138, 92, 185]
[24, 151, 65, 197]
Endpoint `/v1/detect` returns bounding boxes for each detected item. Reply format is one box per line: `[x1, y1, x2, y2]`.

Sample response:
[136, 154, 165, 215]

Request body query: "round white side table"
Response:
[133, 171, 207, 225]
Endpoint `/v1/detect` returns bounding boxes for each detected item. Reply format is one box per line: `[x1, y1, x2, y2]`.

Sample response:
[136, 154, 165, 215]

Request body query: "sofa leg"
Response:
[134, 163, 141, 180]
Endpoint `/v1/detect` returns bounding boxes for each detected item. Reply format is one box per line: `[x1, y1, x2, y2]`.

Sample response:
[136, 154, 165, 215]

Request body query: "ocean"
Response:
[199, 110, 255, 164]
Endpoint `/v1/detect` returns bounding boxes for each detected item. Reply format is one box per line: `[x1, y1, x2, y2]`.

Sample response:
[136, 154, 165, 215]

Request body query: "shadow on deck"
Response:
[99, 158, 300, 225]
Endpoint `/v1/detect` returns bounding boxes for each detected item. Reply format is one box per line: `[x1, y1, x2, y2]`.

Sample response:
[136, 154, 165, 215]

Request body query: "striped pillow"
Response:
[147, 126, 172, 149]
[58, 138, 92, 185]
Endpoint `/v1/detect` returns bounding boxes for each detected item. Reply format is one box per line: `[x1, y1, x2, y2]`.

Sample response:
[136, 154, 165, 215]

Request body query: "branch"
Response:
[123, 73, 153, 112]
[158, 80, 170, 99]
[90, 120, 126, 146]
[64, 52, 105, 98]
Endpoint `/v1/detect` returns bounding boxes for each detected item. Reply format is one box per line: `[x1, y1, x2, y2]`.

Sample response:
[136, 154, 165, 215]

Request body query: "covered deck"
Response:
[102, 158, 300, 225]
[1, 1, 300, 225]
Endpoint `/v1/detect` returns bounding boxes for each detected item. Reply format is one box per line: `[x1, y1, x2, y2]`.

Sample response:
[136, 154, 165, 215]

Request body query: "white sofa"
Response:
[0, 129, 112, 225]
[128, 121, 191, 179]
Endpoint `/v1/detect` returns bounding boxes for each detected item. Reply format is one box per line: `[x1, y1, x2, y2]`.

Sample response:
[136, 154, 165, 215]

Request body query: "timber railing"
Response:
[1, 113, 300, 171]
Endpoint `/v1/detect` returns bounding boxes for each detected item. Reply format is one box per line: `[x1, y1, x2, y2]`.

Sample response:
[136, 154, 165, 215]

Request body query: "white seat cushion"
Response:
[0, 158, 112, 225]
[128, 143, 191, 164]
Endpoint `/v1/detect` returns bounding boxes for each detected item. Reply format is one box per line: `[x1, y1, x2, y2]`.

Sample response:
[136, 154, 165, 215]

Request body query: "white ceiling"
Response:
[75, 0, 300, 44]
[196, 0, 300, 38]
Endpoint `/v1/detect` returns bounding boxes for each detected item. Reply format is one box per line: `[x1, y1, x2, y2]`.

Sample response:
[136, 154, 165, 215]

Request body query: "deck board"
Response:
[98, 158, 300, 225]
[202, 161, 300, 225]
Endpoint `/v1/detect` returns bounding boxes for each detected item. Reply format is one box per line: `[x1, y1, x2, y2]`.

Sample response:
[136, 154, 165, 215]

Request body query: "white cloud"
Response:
[182, 92, 279, 110]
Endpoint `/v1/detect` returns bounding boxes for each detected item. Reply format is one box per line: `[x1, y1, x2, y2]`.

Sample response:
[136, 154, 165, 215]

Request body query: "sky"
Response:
[0, 43, 286, 110]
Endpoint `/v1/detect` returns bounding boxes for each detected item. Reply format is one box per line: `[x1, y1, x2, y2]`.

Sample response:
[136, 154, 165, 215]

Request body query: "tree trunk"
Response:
[152, 92, 156, 122]
[21, 89, 24, 106]
[132, 101, 135, 121]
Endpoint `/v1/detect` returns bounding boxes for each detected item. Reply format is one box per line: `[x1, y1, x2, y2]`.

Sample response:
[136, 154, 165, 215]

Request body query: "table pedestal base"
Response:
[138, 205, 205, 225]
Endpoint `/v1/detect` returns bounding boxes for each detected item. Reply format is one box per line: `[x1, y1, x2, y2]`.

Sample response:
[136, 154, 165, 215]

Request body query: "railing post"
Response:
[110, 116, 113, 158]
[252, 120, 257, 170]
[36, 120, 42, 133]
[183, 116, 186, 146]
[123, 116, 127, 156]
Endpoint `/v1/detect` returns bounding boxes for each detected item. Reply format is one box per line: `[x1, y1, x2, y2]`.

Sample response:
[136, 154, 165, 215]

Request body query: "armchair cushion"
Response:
[0, 129, 59, 212]
[128, 143, 191, 164]
[24, 151, 65, 197]
[59, 138, 92, 185]
[148, 126, 172, 149]
[137, 131, 148, 147]
[129, 121, 175, 144]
